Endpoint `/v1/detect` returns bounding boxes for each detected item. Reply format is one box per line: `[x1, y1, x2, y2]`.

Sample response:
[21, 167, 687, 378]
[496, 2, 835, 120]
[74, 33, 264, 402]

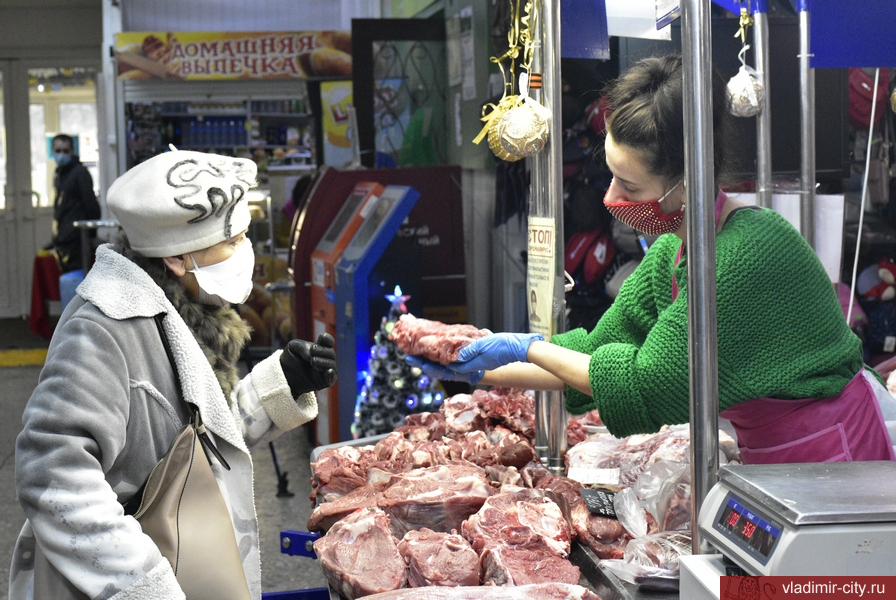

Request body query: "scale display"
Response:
[713, 493, 782, 564]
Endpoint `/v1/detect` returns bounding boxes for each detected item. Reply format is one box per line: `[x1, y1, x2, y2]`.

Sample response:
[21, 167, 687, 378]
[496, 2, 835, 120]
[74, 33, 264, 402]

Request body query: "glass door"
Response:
[0, 61, 100, 319]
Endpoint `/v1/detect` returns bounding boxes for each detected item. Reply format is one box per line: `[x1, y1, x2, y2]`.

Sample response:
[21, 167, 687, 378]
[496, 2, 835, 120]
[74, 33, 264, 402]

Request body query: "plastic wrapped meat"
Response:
[388, 314, 488, 364]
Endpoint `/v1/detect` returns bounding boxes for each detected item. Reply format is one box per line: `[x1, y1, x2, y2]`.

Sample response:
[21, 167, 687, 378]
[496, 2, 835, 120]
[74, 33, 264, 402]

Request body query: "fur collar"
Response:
[109, 232, 250, 400]
[77, 240, 250, 454]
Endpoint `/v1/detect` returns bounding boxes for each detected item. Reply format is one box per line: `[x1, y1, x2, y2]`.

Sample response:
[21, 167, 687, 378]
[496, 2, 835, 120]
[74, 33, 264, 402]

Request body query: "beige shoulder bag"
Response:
[33, 314, 252, 599]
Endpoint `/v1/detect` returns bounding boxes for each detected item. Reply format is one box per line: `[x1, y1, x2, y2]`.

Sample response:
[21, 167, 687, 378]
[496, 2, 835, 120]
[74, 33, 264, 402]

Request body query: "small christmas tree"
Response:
[352, 286, 445, 439]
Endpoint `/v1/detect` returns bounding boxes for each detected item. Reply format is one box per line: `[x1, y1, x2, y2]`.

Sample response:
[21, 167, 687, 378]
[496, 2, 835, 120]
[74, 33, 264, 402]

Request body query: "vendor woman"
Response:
[409, 53, 896, 465]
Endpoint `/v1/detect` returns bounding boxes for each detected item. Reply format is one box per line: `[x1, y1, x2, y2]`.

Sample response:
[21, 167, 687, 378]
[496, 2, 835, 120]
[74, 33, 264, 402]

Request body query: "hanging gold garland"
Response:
[473, 0, 549, 161]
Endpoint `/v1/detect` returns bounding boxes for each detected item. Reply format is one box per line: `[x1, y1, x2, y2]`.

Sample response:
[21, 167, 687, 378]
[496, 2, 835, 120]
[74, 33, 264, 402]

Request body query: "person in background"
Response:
[11, 149, 337, 599]
[409, 53, 896, 465]
[47, 133, 101, 272]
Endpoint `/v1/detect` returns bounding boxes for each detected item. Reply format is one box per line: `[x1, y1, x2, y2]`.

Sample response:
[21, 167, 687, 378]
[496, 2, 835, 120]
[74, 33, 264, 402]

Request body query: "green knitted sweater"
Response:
[551, 206, 863, 438]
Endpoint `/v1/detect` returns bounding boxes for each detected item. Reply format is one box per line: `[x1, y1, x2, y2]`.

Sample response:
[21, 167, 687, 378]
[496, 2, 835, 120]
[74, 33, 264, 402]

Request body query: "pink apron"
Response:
[672, 191, 896, 464]
[720, 373, 896, 464]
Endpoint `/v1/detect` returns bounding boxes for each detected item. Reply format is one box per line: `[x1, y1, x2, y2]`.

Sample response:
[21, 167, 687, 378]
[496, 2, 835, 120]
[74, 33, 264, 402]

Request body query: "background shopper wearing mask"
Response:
[409, 53, 896, 466]
[47, 133, 101, 272]
[11, 149, 336, 599]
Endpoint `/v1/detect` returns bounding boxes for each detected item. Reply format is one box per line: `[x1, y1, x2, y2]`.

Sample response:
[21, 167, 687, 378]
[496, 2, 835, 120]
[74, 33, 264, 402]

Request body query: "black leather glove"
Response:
[279, 333, 337, 397]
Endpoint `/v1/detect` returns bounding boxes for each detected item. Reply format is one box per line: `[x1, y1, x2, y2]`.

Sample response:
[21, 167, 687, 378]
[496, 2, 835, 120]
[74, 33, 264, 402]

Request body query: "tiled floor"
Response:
[0, 318, 328, 598]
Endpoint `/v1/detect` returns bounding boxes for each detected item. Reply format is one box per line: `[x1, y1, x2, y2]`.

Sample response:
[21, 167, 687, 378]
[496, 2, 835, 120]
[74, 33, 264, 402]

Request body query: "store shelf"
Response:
[253, 112, 311, 118]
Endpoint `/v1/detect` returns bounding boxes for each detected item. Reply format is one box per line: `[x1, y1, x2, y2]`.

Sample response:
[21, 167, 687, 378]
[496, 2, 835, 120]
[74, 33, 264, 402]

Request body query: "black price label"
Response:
[579, 488, 617, 518]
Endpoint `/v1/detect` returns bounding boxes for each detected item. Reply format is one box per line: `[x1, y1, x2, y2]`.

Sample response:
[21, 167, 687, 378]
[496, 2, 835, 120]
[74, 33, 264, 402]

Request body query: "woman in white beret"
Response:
[10, 149, 336, 599]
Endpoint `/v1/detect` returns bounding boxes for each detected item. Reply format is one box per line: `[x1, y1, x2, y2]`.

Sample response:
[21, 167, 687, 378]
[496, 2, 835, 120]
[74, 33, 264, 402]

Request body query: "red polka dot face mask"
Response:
[604, 180, 684, 236]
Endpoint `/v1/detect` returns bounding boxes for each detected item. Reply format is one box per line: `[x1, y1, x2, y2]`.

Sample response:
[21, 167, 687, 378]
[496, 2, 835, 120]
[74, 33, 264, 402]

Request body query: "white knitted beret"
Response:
[107, 149, 257, 257]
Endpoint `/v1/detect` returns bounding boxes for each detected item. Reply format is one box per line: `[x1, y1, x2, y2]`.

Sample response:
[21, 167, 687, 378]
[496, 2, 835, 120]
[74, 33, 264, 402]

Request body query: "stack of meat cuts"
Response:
[388, 314, 489, 364]
[359, 583, 601, 600]
[462, 487, 580, 586]
[309, 387, 621, 598]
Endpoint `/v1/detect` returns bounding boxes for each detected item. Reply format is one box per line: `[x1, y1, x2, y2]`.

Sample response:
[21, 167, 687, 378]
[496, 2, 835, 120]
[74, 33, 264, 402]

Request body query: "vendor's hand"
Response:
[405, 355, 484, 386]
[451, 332, 544, 373]
[280, 333, 337, 396]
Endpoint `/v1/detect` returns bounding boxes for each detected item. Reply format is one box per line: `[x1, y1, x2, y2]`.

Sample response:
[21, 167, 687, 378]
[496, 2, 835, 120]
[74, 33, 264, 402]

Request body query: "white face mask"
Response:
[188, 240, 255, 306]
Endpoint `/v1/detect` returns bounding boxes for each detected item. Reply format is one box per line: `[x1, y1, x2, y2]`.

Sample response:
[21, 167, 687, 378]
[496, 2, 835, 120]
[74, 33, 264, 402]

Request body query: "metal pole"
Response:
[529, 0, 567, 473]
[798, 4, 816, 248]
[681, 0, 720, 555]
[753, 4, 773, 208]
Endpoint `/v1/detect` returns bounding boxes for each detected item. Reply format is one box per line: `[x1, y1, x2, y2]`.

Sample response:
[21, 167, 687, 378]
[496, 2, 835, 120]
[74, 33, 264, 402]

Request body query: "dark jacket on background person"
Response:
[52, 156, 99, 272]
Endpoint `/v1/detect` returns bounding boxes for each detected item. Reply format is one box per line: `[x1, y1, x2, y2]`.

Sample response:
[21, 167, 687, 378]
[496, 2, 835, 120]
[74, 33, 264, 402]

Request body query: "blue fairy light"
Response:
[418, 375, 431, 388]
[406, 394, 419, 409]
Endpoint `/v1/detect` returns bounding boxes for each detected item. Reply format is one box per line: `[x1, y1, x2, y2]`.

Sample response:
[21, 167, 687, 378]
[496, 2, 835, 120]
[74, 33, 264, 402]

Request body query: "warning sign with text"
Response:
[527, 216, 556, 339]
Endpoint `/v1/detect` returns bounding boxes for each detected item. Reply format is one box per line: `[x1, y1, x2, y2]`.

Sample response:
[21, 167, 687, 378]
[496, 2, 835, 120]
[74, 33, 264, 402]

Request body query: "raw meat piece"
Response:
[479, 542, 582, 586]
[660, 479, 692, 532]
[312, 507, 406, 600]
[472, 388, 536, 442]
[377, 462, 496, 537]
[397, 528, 480, 587]
[462, 487, 572, 557]
[570, 501, 629, 560]
[358, 583, 602, 599]
[310, 445, 378, 503]
[468, 428, 538, 469]
[389, 314, 488, 364]
[395, 411, 447, 440]
[567, 410, 604, 447]
[307, 483, 386, 533]
[441, 394, 488, 435]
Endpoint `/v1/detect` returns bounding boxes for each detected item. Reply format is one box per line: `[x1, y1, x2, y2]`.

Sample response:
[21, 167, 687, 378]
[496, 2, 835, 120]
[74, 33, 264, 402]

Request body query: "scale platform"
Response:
[694, 461, 896, 580]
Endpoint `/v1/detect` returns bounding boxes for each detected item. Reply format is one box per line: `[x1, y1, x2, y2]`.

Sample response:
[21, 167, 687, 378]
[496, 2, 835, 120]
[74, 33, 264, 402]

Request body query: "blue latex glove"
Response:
[452, 332, 544, 373]
[405, 355, 484, 386]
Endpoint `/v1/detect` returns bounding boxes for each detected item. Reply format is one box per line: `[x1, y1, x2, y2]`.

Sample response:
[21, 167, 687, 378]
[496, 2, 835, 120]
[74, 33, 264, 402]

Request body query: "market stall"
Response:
[277, 0, 896, 597]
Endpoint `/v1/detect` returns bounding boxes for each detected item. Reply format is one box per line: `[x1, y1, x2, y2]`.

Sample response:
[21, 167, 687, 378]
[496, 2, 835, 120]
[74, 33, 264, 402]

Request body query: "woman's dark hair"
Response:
[605, 54, 731, 186]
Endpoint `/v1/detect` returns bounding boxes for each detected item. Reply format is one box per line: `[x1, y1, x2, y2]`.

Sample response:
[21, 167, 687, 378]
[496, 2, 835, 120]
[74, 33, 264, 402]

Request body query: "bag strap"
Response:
[152, 313, 231, 470]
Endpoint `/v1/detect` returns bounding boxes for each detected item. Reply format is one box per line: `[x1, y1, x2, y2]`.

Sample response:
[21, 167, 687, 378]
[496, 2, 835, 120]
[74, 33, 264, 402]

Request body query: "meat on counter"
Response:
[357, 582, 602, 599]
[397, 528, 480, 587]
[313, 507, 407, 600]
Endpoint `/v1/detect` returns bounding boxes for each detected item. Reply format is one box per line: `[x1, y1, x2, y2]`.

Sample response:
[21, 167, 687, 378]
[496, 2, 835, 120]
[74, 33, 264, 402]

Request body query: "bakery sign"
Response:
[114, 31, 352, 80]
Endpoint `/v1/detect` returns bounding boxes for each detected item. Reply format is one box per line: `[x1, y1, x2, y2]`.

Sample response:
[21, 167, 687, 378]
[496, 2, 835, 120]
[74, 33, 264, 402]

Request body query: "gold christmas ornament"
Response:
[472, 0, 544, 161]
[486, 95, 524, 162]
[498, 95, 552, 158]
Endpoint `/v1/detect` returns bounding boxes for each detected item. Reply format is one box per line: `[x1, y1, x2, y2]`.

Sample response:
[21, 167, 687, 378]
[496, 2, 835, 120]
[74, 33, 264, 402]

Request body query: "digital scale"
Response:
[681, 461, 896, 599]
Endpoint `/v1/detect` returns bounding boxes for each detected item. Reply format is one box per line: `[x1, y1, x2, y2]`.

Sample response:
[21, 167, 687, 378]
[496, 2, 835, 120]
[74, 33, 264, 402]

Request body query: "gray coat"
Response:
[10, 244, 318, 599]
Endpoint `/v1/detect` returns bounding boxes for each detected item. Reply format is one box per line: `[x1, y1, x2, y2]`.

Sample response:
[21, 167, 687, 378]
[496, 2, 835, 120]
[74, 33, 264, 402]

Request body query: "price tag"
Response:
[579, 488, 617, 518]
[567, 467, 620, 486]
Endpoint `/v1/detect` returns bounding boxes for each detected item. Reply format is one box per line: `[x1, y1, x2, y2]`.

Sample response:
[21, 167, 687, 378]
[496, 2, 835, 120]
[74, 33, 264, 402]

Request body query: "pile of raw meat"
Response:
[387, 314, 489, 364]
[309, 388, 739, 598]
